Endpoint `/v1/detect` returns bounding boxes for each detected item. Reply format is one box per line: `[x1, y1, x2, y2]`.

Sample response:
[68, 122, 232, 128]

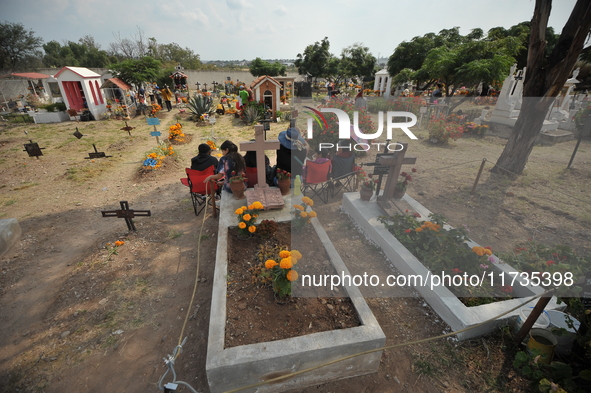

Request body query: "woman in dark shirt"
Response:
[204, 140, 246, 193]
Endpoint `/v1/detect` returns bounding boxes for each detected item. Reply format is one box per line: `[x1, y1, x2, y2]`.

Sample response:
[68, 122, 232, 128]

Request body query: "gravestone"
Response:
[101, 201, 151, 231]
[147, 117, 161, 143]
[239, 125, 284, 210]
[23, 140, 45, 158]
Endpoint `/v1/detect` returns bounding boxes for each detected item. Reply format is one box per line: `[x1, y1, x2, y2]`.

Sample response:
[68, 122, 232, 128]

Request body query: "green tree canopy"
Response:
[0, 21, 43, 70]
[249, 57, 286, 77]
[42, 37, 109, 68]
[294, 37, 332, 80]
[109, 56, 162, 87]
[339, 43, 376, 79]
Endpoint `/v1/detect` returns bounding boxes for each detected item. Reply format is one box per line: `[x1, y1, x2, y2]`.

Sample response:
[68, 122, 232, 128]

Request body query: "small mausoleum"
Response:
[250, 75, 282, 114]
[54, 66, 106, 120]
[373, 68, 392, 97]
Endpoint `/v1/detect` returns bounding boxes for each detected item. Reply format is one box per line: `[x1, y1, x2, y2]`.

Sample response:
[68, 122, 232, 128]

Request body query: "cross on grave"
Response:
[73, 127, 84, 139]
[85, 144, 112, 159]
[101, 201, 151, 231]
[23, 140, 45, 159]
[239, 125, 284, 210]
[120, 121, 135, 136]
[377, 142, 416, 199]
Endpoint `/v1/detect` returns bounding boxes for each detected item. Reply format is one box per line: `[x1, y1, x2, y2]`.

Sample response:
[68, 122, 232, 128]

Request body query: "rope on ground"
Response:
[485, 161, 591, 208]
[222, 289, 554, 393]
[158, 182, 214, 392]
[427, 159, 484, 172]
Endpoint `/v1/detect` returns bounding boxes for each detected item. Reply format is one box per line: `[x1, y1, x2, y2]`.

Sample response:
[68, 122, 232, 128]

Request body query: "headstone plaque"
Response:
[146, 117, 160, 126]
[23, 140, 44, 158]
[85, 144, 112, 159]
[73, 127, 84, 139]
[245, 188, 285, 210]
[150, 131, 161, 137]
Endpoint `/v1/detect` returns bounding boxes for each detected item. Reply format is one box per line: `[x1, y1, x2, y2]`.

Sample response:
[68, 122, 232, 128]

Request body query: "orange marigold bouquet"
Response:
[168, 122, 185, 142]
[235, 201, 264, 236]
[264, 249, 302, 297]
[292, 196, 317, 232]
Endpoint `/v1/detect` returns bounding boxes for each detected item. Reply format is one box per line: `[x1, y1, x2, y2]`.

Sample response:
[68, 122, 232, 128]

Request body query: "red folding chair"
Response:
[245, 166, 258, 188]
[180, 166, 218, 217]
[301, 160, 332, 203]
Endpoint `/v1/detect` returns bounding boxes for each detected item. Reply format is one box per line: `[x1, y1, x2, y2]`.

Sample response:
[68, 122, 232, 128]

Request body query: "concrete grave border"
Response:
[206, 193, 385, 393]
[342, 192, 564, 340]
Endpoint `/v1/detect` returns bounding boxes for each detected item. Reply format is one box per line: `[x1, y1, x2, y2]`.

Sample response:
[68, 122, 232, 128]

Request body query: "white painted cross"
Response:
[239, 125, 280, 189]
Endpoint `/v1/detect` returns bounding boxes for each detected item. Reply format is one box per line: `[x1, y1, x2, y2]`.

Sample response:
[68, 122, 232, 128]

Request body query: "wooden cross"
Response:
[239, 125, 279, 189]
[378, 142, 416, 199]
[101, 201, 151, 231]
[120, 121, 135, 136]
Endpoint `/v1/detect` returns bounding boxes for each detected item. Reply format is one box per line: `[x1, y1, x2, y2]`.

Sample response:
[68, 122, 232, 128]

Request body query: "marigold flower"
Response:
[238, 222, 246, 229]
[483, 248, 492, 256]
[248, 204, 255, 210]
[252, 201, 263, 209]
[280, 257, 293, 269]
[308, 211, 317, 218]
[248, 225, 256, 233]
[265, 259, 277, 269]
[415, 227, 423, 232]
[287, 269, 298, 282]
[293, 204, 304, 211]
[241, 206, 247, 211]
[290, 250, 302, 260]
[279, 250, 291, 258]
[242, 214, 252, 221]
[114, 241, 125, 246]
[472, 246, 485, 256]
[301, 196, 314, 206]
[235, 208, 243, 215]
[300, 211, 308, 218]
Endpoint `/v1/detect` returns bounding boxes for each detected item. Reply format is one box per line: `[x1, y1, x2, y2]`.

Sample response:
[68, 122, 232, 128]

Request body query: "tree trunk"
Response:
[492, 0, 591, 175]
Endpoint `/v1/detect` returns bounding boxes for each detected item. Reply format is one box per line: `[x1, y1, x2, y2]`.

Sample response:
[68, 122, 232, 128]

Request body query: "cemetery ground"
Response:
[0, 104, 590, 393]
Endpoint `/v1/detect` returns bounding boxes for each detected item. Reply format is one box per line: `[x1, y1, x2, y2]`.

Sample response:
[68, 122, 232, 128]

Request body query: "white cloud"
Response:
[226, 0, 252, 10]
[186, 8, 210, 25]
[274, 5, 288, 16]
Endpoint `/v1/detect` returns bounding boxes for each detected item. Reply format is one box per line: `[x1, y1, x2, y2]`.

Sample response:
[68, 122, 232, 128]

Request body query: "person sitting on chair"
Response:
[191, 143, 219, 172]
[276, 127, 309, 183]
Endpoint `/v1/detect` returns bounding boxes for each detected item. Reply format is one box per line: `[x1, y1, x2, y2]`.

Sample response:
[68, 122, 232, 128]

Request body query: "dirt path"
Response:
[0, 103, 590, 392]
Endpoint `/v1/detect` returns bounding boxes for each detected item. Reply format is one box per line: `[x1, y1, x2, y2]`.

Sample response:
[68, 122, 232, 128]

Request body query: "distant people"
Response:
[155, 87, 163, 107]
[129, 88, 136, 104]
[216, 103, 225, 115]
[239, 86, 249, 109]
[203, 140, 247, 194]
[191, 143, 219, 172]
[431, 83, 443, 103]
[161, 86, 173, 111]
[325, 80, 333, 97]
[146, 86, 154, 103]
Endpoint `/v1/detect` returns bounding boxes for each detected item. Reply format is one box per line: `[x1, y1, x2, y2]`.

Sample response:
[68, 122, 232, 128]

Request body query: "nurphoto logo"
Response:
[304, 107, 418, 152]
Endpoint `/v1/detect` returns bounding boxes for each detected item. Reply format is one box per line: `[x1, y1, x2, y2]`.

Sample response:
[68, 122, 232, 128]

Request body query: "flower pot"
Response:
[277, 178, 291, 195]
[393, 187, 405, 199]
[359, 187, 373, 201]
[229, 180, 246, 200]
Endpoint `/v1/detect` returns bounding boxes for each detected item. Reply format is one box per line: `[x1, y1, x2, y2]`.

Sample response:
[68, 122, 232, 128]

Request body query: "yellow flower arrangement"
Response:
[235, 201, 264, 237]
[292, 198, 316, 232]
[262, 248, 302, 298]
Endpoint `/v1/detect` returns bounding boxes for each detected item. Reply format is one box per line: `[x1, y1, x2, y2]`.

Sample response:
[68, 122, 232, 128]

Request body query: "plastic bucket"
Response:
[514, 307, 550, 334]
[547, 310, 580, 356]
[527, 328, 557, 364]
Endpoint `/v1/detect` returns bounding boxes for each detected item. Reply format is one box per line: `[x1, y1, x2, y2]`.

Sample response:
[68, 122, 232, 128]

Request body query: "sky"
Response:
[1, 0, 581, 62]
